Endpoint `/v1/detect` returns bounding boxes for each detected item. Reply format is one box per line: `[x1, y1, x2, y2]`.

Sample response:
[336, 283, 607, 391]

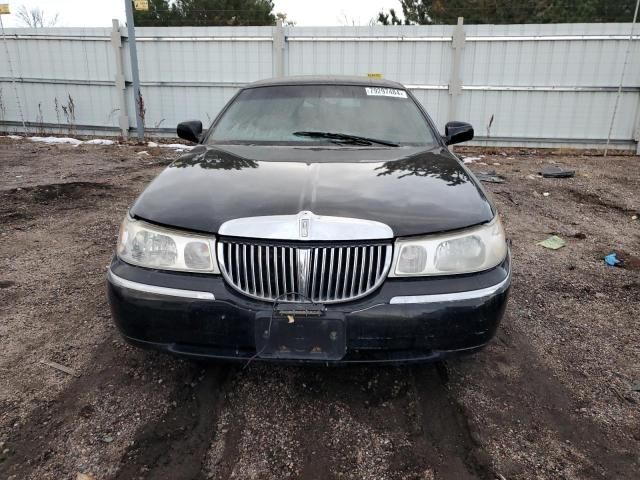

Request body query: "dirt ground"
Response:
[0, 137, 638, 480]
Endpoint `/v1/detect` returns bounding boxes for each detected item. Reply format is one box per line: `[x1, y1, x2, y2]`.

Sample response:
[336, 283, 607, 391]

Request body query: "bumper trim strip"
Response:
[389, 273, 510, 304]
[107, 270, 215, 300]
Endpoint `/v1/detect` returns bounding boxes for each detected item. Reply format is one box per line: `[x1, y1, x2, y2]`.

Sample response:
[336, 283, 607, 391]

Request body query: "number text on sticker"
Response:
[365, 87, 407, 98]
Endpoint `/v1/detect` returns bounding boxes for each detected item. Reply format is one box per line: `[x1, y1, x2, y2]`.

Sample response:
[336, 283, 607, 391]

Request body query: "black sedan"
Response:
[107, 76, 510, 364]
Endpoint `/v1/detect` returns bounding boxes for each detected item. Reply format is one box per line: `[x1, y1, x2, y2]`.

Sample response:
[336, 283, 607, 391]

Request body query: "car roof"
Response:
[244, 75, 406, 89]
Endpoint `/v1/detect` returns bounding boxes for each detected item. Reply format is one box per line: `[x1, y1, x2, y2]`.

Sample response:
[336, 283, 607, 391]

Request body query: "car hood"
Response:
[130, 144, 494, 237]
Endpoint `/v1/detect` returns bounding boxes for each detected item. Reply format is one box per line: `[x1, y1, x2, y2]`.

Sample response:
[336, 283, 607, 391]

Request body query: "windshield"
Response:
[207, 84, 438, 146]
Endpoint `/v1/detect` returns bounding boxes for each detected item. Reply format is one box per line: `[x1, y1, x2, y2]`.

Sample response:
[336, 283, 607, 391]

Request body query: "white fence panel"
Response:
[0, 23, 638, 151]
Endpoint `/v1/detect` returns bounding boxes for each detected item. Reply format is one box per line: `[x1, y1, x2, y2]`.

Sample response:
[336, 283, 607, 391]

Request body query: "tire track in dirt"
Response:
[408, 363, 493, 480]
[284, 365, 491, 480]
[114, 364, 234, 480]
[291, 367, 412, 480]
[287, 363, 494, 480]
[0, 334, 127, 478]
[488, 327, 639, 478]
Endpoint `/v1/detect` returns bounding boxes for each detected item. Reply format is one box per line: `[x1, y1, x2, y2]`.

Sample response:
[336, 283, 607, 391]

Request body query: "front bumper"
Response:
[106, 252, 511, 364]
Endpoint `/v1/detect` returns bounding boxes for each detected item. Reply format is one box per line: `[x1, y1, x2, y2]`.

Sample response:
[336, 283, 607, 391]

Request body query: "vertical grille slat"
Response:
[265, 246, 272, 299]
[281, 246, 288, 299]
[258, 246, 264, 297]
[289, 247, 295, 300]
[242, 244, 249, 292]
[327, 248, 335, 301]
[235, 244, 241, 289]
[218, 241, 391, 304]
[334, 248, 343, 300]
[272, 246, 280, 299]
[342, 247, 352, 299]
[249, 245, 258, 295]
[319, 248, 327, 301]
[311, 248, 319, 299]
[367, 246, 374, 290]
[350, 247, 359, 297]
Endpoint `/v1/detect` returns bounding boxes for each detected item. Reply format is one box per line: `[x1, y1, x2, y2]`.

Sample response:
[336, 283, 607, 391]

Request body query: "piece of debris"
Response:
[605, 252, 622, 267]
[543, 192, 550, 197]
[1, 134, 23, 140]
[77, 474, 95, 480]
[631, 383, 640, 392]
[610, 385, 629, 403]
[475, 170, 505, 183]
[148, 141, 159, 147]
[540, 165, 576, 178]
[494, 190, 518, 205]
[40, 359, 80, 377]
[101, 435, 114, 443]
[537, 235, 566, 250]
[571, 232, 586, 239]
[137, 151, 150, 156]
[632, 215, 638, 220]
[493, 162, 501, 166]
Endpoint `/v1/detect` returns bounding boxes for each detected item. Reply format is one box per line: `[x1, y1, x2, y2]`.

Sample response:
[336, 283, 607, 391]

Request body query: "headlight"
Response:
[390, 217, 507, 276]
[117, 215, 219, 273]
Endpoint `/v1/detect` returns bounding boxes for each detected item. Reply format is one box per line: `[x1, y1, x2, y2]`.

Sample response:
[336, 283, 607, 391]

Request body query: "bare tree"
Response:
[16, 5, 59, 28]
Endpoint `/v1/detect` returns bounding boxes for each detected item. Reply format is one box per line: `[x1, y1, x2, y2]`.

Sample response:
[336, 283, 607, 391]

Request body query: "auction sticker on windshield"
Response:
[365, 87, 407, 98]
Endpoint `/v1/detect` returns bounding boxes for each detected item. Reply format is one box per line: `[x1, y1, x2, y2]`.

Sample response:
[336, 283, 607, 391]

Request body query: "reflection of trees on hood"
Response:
[171, 149, 258, 170]
[375, 155, 470, 186]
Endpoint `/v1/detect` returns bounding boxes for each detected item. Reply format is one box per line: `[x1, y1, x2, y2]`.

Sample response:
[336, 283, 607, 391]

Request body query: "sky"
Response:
[0, 0, 401, 28]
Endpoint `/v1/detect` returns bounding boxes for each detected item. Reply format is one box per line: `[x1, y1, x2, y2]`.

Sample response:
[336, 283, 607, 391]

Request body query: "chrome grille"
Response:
[217, 240, 392, 303]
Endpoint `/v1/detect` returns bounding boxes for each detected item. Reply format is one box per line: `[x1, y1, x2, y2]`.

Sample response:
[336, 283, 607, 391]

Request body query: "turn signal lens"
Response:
[184, 241, 212, 270]
[397, 245, 428, 274]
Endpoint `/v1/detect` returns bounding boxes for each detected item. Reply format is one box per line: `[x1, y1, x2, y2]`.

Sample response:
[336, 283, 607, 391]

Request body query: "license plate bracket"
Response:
[254, 311, 346, 361]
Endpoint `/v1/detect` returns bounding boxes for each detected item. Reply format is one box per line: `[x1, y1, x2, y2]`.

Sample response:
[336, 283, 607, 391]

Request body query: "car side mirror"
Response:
[444, 121, 474, 145]
[177, 120, 203, 143]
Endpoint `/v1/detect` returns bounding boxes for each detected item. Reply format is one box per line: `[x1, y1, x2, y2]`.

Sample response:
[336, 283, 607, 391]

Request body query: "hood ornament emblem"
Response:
[299, 212, 311, 239]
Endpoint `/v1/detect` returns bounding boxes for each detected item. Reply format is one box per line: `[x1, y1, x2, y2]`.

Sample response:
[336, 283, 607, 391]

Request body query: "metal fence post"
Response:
[634, 100, 640, 154]
[111, 20, 130, 138]
[448, 17, 465, 122]
[273, 19, 285, 78]
[124, 0, 144, 138]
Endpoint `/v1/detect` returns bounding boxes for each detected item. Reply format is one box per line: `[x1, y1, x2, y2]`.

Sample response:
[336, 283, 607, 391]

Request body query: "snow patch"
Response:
[28, 136, 83, 145]
[83, 139, 115, 145]
[160, 143, 195, 151]
[28, 136, 117, 146]
[7, 135, 191, 151]
[148, 140, 193, 151]
[462, 156, 482, 164]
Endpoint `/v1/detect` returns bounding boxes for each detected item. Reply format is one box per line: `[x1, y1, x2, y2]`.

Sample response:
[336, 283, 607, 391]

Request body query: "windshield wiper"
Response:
[293, 131, 399, 147]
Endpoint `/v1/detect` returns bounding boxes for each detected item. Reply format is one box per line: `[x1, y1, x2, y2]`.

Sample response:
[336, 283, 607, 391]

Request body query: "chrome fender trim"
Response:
[218, 211, 393, 241]
[107, 270, 215, 300]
